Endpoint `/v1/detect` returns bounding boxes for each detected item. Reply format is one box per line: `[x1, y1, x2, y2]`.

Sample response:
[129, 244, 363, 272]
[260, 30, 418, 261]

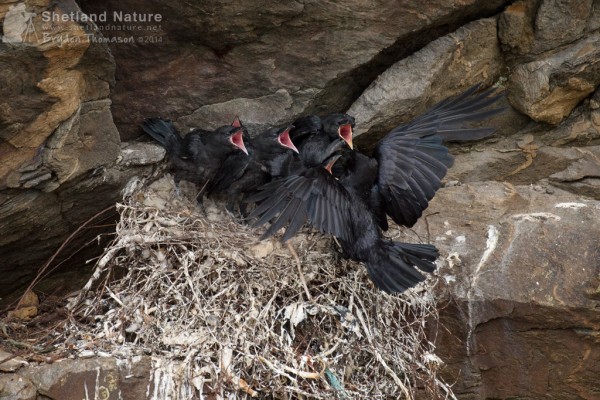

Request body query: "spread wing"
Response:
[374, 85, 504, 227]
[247, 168, 355, 242]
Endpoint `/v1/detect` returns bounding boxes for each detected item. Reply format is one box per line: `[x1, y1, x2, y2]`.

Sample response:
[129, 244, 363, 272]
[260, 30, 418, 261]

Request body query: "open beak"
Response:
[338, 124, 353, 149]
[324, 154, 342, 174]
[278, 127, 299, 154]
[231, 116, 242, 128]
[229, 129, 248, 155]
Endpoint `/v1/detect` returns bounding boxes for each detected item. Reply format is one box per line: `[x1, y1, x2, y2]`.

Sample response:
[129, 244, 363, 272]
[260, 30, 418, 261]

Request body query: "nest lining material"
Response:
[65, 175, 454, 399]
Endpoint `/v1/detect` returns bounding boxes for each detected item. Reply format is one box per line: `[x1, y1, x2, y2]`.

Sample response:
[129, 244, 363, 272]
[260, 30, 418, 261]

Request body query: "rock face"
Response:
[500, 0, 600, 124]
[1, 0, 600, 398]
[78, 0, 509, 138]
[347, 17, 503, 139]
[0, 357, 153, 400]
[394, 181, 600, 399]
[0, 0, 171, 300]
[0, 0, 125, 298]
[507, 33, 600, 124]
[0, 0, 117, 189]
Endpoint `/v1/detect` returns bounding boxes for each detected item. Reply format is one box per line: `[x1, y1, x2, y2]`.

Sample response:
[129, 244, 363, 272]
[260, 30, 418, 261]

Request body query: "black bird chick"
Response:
[289, 113, 354, 156]
[274, 113, 354, 177]
[206, 123, 299, 215]
[141, 117, 248, 197]
[335, 84, 504, 231]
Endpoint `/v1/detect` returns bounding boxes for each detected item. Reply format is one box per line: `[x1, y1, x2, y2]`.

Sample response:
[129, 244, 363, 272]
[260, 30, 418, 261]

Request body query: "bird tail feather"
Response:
[365, 240, 439, 293]
[141, 118, 182, 155]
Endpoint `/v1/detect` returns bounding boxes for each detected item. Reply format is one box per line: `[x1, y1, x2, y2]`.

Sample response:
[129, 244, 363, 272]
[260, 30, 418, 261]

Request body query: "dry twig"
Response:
[58, 176, 450, 399]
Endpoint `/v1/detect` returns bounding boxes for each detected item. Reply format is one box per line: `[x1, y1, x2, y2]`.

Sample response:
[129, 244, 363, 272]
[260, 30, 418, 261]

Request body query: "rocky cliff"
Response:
[1, 0, 599, 398]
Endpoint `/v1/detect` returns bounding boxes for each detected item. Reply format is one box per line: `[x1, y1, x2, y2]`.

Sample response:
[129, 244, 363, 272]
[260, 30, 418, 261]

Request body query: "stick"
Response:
[286, 242, 312, 301]
[13, 205, 116, 313]
[220, 347, 259, 397]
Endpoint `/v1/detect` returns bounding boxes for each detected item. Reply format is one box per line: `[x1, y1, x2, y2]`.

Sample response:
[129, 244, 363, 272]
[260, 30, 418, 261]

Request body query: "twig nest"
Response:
[65, 176, 451, 399]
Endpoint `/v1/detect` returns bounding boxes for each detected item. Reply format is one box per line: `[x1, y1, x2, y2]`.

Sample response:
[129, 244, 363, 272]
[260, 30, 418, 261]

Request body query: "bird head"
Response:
[213, 125, 248, 155]
[322, 113, 355, 149]
[276, 126, 299, 154]
[324, 153, 342, 174]
[229, 127, 248, 155]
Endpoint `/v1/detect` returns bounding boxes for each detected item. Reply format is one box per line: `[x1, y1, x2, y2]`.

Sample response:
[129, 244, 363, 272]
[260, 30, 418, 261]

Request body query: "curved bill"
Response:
[231, 116, 242, 128]
[338, 124, 353, 149]
[229, 129, 248, 155]
[277, 127, 299, 154]
[324, 154, 342, 174]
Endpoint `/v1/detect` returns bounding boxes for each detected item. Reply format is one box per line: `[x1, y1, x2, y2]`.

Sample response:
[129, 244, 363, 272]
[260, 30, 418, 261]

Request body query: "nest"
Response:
[65, 176, 454, 399]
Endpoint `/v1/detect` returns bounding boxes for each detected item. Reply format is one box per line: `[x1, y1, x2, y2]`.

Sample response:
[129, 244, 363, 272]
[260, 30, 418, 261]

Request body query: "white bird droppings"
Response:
[555, 202, 587, 209]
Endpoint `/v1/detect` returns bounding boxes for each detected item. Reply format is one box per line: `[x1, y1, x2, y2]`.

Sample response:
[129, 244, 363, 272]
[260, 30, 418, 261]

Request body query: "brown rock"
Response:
[534, 0, 593, 53]
[0, 350, 28, 373]
[7, 306, 38, 321]
[20, 290, 39, 307]
[116, 356, 154, 400]
[177, 89, 317, 134]
[499, 0, 595, 59]
[0, 0, 118, 190]
[0, 0, 101, 187]
[549, 147, 600, 199]
[118, 142, 166, 167]
[0, 149, 160, 299]
[23, 358, 121, 400]
[587, 0, 600, 32]
[507, 33, 600, 124]
[393, 181, 600, 399]
[0, 373, 36, 400]
[0, 356, 154, 400]
[347, 18, 503, 140]
[41, 99, 120, 187]
[77, 0, 510, 139]
[0, 0, 129, 299]
[497, 1, 536, 57]
[6, 290, 40, 320]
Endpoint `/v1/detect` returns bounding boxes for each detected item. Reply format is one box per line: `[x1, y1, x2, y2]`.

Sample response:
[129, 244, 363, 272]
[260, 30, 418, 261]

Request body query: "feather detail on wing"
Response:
[247, 168, 355, 242]
[374, 85, 504, 227]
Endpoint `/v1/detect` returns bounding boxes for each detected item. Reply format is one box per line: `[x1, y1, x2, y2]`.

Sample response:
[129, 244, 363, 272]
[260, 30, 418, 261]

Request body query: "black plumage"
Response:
[336, 84, 504, 230]
[246, 85, 504, 293]
[289, 113, 355, 158]
[247, 145, 438, 293]
[141, 117, 248, 196]
[206, 123, 299, 214]
[270, 113, 355, 177]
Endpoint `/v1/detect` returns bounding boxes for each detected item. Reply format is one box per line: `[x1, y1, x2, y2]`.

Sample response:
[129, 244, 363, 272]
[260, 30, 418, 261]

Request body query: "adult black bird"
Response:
[247, 142, 438, 293]
[247, 85, 504, 293]
[206, 121, 299, 215]
[141, 117, 248, 197]
[334, 84, 504, 231]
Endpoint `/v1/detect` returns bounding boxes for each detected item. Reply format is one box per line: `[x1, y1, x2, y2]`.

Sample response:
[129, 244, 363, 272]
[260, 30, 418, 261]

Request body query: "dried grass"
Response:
[64, 176, 455, 399]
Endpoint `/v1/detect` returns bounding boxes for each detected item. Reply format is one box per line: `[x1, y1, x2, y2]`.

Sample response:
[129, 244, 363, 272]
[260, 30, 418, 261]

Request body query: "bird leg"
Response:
[286, 241, 313, 302]
[238, 193, 252, 221]
[173, 176, 183, 198]
[195, 180, 211, 211]
[332, 237, 352, 259]
[225, 198, 237, 215]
